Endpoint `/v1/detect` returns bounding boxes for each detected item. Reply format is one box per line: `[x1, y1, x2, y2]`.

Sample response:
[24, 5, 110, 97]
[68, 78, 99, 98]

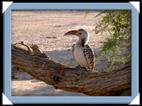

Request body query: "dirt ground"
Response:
[12, 10, 110, 96]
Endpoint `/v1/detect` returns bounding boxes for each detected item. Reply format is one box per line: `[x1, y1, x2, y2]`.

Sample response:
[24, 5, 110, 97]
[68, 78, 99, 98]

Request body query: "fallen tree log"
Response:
[12, 43, 131, 96]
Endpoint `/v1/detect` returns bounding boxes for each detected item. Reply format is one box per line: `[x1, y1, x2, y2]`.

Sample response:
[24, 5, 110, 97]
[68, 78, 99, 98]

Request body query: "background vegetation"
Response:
[95, 10, 131, 72]
[95, 10, 131, 95]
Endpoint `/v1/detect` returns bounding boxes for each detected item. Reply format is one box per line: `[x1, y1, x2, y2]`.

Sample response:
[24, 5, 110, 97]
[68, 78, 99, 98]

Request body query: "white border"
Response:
[2, 93, 13, 105]
[130, 93, 140, 105]
[2, 1, 13, 13]
[130, 1, 140, 13]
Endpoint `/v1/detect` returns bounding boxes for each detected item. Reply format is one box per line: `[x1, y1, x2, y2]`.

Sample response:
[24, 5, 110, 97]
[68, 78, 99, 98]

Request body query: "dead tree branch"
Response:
[12, 43, 131, 96]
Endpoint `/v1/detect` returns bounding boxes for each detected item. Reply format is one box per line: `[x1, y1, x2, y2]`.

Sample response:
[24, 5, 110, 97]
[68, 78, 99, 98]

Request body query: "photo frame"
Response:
[3, 2, 139, 104]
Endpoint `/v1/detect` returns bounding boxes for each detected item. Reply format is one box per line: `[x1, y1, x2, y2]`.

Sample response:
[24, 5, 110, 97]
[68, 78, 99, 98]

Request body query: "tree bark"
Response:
[12, 43, 131, 96]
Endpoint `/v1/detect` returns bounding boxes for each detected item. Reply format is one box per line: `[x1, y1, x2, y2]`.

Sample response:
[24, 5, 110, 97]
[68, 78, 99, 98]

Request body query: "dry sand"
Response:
[12, 80, 86, 96]
[12, 10, 110, 96]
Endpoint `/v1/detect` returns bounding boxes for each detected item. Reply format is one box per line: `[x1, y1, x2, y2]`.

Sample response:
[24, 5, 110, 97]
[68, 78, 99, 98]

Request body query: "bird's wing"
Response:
[83, 45, 95, 71]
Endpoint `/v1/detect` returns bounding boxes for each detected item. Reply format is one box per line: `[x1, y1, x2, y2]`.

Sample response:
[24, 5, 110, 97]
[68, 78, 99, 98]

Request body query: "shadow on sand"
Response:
[45, 48, 108, 71]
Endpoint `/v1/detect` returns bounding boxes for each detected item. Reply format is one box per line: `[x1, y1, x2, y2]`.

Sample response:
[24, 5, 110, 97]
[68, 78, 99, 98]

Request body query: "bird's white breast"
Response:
[73, 44, 88, 68]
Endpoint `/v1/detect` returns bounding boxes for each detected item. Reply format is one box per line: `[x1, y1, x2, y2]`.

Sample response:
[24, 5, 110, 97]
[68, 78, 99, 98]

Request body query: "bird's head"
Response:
[64, 28, 89, 40]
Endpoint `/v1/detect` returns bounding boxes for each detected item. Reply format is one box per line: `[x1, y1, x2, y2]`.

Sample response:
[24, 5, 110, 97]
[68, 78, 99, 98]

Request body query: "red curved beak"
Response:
[64, 30, 79, 36]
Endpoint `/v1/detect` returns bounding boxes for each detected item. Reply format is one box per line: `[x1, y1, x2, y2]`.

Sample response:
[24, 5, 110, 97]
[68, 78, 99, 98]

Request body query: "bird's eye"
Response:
[79, 32, 82, 35]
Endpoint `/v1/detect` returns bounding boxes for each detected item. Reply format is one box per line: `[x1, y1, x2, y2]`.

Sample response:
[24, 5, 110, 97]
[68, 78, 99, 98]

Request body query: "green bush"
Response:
[95, 10, 131, 68]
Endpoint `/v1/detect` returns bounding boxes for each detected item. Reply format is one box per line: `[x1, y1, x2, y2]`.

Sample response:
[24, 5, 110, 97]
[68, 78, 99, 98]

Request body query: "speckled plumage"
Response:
[72, 43, 95, 72]
[64, 28, 95, 72]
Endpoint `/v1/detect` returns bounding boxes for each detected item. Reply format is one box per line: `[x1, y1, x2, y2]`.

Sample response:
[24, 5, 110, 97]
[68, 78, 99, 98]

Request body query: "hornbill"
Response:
[64, 28, 95, 72]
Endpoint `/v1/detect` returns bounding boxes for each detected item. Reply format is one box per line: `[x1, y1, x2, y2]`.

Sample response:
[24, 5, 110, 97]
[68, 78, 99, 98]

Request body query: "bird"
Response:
[64, 28, 95, 72]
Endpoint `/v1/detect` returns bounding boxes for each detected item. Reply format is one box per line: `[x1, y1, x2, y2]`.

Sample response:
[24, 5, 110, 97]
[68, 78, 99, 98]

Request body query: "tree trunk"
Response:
[12, 43, 131, 96]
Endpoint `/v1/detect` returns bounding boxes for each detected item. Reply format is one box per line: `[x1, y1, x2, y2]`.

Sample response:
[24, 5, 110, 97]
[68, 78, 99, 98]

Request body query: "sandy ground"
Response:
[12, 80, 86, 96]
[12, 10, 110, 96]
